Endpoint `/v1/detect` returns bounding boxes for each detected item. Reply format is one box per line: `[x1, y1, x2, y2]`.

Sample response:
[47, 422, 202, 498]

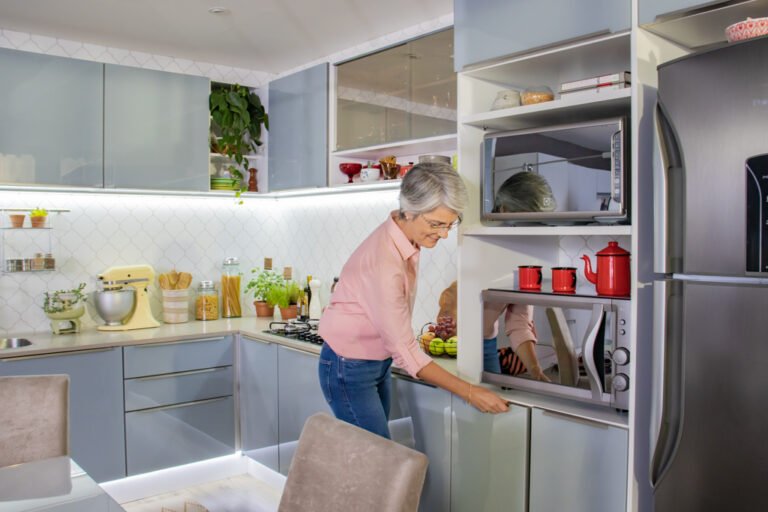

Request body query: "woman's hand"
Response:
[467, 384, 509, 414]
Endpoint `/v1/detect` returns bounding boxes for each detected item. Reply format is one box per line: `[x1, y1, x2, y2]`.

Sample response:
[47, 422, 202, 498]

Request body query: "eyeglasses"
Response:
[421, 215, 461, 232]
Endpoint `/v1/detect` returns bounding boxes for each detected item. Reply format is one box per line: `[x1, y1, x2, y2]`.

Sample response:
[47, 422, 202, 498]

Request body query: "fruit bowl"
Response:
[339, 162, 362, 184]
[418, 321, 458, 358]
[725, 17, 768, 43]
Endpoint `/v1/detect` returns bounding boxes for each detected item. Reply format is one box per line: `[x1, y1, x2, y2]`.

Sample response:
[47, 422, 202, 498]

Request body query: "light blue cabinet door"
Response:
[450, 397, 529, 512]
[529, 408, 628, 512]
[268, 63, 328, 191]
[277, 346, 331, 474]
[104, 64, 210, 191]
[454, 0, 630, 70]
[0, 48, 103, 187]
[390, 375, 451, 512]
[640, 0, 725, 24]
[240, 336, 279, 471]
[0, 348, 126, 482]
[125, 395, 235, 475]
[123, 336, 233, 378]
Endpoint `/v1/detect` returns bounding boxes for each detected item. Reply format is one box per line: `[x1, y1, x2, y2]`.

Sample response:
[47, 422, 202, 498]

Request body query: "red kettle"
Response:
[581, 241, 631, 297]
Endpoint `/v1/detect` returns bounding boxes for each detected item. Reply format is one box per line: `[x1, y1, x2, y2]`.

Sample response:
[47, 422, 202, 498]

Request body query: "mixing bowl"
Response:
[93, 289, 136, 326]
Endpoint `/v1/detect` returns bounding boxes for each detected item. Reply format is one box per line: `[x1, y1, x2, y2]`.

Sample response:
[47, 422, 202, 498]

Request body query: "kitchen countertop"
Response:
[0, 316, 625, 427]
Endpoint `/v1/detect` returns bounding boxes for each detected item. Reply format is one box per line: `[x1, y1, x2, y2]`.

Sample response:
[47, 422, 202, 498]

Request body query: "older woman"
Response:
[318, 162, 509, 438]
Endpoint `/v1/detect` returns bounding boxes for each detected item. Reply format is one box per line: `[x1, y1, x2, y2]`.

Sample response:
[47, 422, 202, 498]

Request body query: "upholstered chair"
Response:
[0, 375, 69, 467]
[278, 413, 429, 512]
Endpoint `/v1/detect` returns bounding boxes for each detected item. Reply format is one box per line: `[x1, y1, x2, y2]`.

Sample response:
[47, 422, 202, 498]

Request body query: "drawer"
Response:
[125, 395, 235, 475]
[124, 366, 233, 412]
[123, 337, 233, 378]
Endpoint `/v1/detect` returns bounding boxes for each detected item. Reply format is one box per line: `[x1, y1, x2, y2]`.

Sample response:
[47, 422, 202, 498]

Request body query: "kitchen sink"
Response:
[0, 338, 32, 349]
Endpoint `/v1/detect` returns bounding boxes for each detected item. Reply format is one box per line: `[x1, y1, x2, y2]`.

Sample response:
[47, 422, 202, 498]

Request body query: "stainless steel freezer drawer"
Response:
[124, 365, 234, 412]
[125, 395, 235, 476]
[123, 336, 233, 378]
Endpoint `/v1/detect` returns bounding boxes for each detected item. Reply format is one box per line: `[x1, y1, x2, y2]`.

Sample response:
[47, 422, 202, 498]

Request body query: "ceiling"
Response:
[0, 0, 452, 74]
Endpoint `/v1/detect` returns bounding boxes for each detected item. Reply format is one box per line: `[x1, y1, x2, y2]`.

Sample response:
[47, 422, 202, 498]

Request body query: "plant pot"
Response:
[30, 216, 46, 228]
[9, 214, 25, 228]
[279, 304, 298, 320]
[254, 300, 273, 317]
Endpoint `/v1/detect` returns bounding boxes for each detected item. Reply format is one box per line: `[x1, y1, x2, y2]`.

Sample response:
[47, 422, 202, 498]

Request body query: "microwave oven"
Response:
[481, 288, 631, 410]
[481, 117, 629, 225]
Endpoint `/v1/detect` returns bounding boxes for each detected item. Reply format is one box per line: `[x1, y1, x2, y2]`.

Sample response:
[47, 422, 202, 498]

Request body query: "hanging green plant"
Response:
[209, 82, 269, 200]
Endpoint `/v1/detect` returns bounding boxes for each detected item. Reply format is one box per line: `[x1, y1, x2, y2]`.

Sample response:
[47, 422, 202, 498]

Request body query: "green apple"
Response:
[429, 338, 445, 356]
[444, 336, 458, 356]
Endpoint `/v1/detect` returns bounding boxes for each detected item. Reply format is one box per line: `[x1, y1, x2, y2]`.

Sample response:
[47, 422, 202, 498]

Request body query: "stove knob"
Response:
[612, 348, 630, 366]
[613, 373, 630, 392]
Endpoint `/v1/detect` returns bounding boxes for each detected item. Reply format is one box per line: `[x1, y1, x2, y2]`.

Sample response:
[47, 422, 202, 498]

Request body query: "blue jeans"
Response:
[484, 337, 501, 373]
[318, 342, 393, 439]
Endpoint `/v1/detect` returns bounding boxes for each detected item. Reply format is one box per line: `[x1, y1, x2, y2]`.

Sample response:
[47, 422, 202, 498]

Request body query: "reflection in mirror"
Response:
[483, 300, 616, 391]
[335, 28, 456, 150]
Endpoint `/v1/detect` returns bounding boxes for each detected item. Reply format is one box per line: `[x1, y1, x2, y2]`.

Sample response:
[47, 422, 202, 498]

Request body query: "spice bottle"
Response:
[196, 280, 219, 321]
[221, 257, 241, 318]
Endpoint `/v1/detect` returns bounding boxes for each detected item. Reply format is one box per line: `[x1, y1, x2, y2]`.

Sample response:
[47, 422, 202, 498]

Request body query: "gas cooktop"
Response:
[263, 320, 325, 345]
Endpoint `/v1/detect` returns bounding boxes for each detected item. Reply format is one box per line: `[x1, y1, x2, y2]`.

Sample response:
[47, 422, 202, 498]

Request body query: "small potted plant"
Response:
[30, 207, 48, 228]
[42, 282, 87, 334]
[265, 280, 302, 320]
[8, 212, 25, 228]
[245, 267, 284, 317]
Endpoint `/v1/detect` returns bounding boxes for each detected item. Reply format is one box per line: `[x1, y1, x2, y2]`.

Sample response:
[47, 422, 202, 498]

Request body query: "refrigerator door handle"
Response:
[651, 280, 685, 487]
[654, 104, 685, 274]
[582, 303, 606, 402]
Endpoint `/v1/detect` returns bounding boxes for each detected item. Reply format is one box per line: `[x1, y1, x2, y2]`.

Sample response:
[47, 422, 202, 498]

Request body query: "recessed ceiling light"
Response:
[208, 7, 229, 15]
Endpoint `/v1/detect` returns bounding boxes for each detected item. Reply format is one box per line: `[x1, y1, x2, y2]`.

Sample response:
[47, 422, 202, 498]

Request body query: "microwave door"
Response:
[582, 303, 607, 402]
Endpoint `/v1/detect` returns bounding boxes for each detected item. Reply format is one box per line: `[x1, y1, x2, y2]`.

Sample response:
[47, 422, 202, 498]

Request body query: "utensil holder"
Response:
[162, 288, 190, 323]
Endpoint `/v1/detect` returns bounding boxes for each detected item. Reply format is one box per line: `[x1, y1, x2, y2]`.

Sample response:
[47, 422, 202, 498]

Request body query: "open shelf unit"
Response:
[0, 208, 69, 273]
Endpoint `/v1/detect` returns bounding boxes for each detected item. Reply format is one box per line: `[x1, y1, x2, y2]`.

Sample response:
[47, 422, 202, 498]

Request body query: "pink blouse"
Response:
[482, 303, 537, 350]
[318, 213, 433, 378]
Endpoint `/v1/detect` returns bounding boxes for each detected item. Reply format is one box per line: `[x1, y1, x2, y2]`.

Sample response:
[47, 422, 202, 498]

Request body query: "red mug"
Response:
[552, 267, 577, 293]
[518, 265, 543, 290]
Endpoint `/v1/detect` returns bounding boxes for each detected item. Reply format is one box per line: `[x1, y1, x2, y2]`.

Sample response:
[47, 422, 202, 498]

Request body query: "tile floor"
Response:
[120, 474, 281, 512]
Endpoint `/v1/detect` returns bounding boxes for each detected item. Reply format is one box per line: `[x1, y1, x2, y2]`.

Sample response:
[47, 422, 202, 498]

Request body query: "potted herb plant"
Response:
[209, 82, 269, 200]
[265, 280, 302, 320]
[30, 207, 48, 228]
[42, 282, 87, 334]
[245, 267, 284, 317]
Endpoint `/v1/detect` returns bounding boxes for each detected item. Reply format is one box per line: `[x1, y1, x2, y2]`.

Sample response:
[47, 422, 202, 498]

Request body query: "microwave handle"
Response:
[610, 130, 622, 204]
[582, 303, 606, 402]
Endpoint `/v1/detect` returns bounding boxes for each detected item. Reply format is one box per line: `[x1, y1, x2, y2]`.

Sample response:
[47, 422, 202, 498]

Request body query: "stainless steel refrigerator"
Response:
[652, 36, 768, 510]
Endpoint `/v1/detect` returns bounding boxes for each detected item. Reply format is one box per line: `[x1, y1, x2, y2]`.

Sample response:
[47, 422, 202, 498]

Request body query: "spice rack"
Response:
[1, 208, 69, 273]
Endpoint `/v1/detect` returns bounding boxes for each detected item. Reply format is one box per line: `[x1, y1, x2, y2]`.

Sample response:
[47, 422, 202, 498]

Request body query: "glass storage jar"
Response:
[221, 257, 241, 318]
[195, 280, 219, 321]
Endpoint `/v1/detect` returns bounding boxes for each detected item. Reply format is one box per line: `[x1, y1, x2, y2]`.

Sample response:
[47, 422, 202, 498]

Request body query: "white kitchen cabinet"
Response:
[390, 374, 452, 512]
[276, 345, 332, 474]
[239, 336, 279, 471]
[450, 397, 529, 512]
[529, 408, 628, 512]
[0, 47, 103, 188]
[453, 0, 630, 71]
[104, 64, 210, 192]
[0, 347, 126, 482]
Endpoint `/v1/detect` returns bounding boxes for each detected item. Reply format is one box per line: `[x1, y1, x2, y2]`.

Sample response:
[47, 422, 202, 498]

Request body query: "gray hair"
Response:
[493, 172, 556, 213]
[399, 162, 468, 217]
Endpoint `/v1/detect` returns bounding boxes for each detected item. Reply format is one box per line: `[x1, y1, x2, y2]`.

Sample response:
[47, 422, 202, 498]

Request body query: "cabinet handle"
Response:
[131, 395, 230, 413]
[278, 344, 317, 356]
[241, 336, 272, 346]
[129, 337, 226, 348]
[540, 409, 609, 429]
[1, 347, 114, 362]
[129, 366, 230, 382]
[393, 372, 437, 388]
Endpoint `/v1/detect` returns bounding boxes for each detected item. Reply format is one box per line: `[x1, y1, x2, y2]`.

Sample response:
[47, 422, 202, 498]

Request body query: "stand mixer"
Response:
[95, 264, 160, 331]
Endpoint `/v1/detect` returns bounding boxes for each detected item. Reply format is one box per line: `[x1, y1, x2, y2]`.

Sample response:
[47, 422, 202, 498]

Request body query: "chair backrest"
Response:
[0, 375, 69, 467]
[278, 413, 429, 512]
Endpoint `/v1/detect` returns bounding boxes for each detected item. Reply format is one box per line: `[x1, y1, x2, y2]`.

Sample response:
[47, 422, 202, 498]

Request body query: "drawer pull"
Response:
[241, 335, 272, 346]
[129, 366, 230, 382]
[128, 337, 226, 349]
[1, 347, 114, 362]
[131, 395, 230, 413]
[540, 409, 610, 429]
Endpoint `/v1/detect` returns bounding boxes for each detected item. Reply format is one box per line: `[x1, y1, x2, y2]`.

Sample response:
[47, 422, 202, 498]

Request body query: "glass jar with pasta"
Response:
[196, 280, 219, 321]
[221, 257, 242, 318]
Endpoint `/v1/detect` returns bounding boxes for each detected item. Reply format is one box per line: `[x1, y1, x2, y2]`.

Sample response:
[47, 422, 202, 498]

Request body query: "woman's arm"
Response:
[416, 361, 510, 414]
